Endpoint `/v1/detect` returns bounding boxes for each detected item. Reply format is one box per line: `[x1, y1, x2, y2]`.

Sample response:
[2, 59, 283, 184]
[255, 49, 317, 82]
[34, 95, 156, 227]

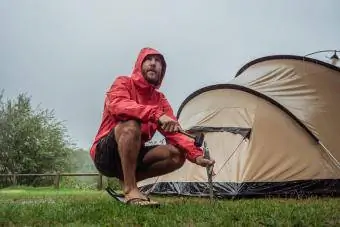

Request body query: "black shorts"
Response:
[93, 128, 157, 180]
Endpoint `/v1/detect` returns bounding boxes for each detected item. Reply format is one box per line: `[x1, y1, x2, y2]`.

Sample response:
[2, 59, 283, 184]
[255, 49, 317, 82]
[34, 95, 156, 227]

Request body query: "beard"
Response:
[143, 69, 161, 86]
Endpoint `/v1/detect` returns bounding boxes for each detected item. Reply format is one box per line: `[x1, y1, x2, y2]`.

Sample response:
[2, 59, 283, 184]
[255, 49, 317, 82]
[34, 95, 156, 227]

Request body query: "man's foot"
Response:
[125, 197, 160, 207]
[124, 188, 148, 202]
[124, 188, 160, 207]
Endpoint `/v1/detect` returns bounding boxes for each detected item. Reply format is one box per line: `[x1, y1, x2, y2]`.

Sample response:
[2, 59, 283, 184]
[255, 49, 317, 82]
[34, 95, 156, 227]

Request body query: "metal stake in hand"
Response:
[203, 141, 214, 200]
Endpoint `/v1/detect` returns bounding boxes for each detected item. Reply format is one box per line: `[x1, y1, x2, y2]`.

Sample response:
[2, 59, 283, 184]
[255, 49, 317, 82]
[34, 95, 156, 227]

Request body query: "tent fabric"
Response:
[138, 55, 340, 198]
[231, 56, 340, 161]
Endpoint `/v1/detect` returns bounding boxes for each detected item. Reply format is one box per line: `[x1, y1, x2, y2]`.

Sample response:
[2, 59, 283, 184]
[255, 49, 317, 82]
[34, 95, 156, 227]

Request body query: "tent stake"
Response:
[203, 141, 214, 200]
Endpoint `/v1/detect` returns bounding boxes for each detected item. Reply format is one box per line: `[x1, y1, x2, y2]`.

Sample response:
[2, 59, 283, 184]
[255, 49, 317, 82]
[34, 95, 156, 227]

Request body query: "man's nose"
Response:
[149, 58, 157, 65]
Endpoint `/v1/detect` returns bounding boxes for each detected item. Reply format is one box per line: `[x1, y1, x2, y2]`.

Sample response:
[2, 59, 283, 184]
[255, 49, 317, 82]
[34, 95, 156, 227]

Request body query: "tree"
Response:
[0, 90, 75, 186]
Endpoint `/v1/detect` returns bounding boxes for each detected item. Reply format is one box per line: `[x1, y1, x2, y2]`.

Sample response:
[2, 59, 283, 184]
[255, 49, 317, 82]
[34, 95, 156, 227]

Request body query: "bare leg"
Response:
[136, 144, 185, 182]
[114, 120, 146, 201]
[114, 120, 186, 202]
[117, 145, 185, 189]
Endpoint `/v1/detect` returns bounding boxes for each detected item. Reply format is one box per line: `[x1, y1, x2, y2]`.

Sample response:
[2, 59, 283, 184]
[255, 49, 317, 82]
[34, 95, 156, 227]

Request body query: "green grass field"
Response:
[1, 187, 339, 226]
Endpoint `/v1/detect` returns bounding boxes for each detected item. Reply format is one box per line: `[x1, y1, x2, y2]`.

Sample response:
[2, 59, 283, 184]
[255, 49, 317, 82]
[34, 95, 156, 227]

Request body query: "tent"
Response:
[139, 55, 340, 198]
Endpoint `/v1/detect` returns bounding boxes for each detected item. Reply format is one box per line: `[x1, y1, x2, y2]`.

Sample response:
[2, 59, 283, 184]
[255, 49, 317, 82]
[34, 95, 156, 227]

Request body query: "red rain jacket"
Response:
[90, 47, 203, 163]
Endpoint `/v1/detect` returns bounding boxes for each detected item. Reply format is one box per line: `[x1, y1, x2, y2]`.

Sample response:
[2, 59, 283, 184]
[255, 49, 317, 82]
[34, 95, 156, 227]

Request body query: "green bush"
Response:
[0, 90, 74, 187]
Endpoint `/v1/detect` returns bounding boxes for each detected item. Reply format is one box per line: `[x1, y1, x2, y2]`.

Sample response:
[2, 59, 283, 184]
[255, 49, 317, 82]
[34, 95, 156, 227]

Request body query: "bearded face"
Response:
[141, 54, 163, 86]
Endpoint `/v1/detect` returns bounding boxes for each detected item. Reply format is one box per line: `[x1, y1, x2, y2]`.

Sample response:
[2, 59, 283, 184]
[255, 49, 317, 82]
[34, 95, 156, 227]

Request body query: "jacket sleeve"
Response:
[157, 94, 204, 163]
[105, 76, 164, 123]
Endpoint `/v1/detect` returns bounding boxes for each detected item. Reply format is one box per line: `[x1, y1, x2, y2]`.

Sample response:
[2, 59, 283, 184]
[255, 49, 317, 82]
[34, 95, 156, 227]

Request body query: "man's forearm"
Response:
[161, 131, 204, 163]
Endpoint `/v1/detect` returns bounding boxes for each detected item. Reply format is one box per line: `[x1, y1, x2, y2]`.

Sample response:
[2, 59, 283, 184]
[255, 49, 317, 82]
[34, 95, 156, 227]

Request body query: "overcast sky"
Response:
[1, 0, 339, 149]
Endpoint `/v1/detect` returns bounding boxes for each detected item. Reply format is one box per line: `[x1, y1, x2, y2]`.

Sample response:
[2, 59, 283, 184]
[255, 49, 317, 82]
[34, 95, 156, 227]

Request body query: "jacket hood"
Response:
[131, 47, 167, 91]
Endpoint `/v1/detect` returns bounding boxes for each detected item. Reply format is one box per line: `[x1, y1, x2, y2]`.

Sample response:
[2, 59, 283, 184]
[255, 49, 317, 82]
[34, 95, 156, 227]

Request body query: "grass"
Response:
[1, 187, 339, 226]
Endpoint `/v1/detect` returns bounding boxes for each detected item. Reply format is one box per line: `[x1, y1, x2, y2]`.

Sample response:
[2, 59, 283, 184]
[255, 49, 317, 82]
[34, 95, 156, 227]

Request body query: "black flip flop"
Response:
[105, 187, 125, 203]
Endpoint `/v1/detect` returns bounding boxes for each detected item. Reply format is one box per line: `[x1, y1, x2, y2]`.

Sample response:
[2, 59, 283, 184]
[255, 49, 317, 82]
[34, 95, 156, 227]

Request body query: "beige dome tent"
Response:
[139, 55, 340, 198]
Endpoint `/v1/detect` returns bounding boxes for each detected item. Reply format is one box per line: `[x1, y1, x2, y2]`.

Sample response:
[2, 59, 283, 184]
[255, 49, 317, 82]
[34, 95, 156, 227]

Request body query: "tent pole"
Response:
[319, 141, 340, 169]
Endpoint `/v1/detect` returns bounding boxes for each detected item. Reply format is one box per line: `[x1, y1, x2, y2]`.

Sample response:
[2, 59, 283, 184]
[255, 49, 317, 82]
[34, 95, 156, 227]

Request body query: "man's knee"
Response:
[115, 120, 141, 143]
[167, 145, 185, 168]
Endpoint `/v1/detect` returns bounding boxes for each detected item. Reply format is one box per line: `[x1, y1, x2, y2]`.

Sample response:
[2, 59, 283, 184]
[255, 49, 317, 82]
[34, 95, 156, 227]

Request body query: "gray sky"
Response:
[1, 0, 339, 149]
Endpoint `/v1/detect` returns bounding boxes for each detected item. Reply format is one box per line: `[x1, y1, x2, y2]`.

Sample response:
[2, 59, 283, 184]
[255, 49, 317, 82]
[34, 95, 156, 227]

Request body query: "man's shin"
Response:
[114, 121, 142, 193]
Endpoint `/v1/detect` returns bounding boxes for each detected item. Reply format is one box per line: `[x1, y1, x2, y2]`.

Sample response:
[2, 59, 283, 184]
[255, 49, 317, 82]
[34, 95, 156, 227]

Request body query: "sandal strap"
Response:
[105, 187, 125, 202]
[126, 197, 148, 204]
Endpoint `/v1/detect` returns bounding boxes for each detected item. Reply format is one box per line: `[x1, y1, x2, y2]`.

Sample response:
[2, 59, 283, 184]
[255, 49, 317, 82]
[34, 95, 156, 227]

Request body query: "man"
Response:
[90, 47, 215, 206]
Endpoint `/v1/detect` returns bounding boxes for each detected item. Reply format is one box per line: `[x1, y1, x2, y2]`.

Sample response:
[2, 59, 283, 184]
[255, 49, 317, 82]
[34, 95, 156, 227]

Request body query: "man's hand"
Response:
[195, 156, 216, 176]
[195, 155, 215, 167]
[158, 114, 181, 133]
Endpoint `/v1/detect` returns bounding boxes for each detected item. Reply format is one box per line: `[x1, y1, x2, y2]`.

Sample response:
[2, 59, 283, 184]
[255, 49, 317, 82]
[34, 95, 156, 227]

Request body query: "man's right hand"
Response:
[158, 114, 181, 133]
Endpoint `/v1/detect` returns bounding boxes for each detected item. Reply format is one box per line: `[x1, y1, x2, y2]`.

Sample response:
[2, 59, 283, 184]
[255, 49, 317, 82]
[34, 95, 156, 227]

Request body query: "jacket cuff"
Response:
[186, 150, 204, 163]
[153, 109, 164, 123]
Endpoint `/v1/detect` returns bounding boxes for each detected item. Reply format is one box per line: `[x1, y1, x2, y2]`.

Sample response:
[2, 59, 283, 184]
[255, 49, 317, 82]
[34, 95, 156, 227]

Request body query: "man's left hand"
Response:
[195, 156, 215, 167]
[195, 156, 216, 176]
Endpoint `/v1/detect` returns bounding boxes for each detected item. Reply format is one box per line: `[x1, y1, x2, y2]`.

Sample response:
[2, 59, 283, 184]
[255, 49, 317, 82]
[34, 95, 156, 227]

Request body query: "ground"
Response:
[0, 187, 339, 226]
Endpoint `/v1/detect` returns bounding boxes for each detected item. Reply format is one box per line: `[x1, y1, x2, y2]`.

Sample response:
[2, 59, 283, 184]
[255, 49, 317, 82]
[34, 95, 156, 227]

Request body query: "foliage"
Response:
[68, 148, 96, 173]
[0, 90, 75, 186]
[59, 176, 98, 190]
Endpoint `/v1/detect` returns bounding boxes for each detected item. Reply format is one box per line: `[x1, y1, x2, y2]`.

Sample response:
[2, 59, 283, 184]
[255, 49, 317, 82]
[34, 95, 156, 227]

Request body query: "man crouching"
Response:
[90, 47, 215, 206]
